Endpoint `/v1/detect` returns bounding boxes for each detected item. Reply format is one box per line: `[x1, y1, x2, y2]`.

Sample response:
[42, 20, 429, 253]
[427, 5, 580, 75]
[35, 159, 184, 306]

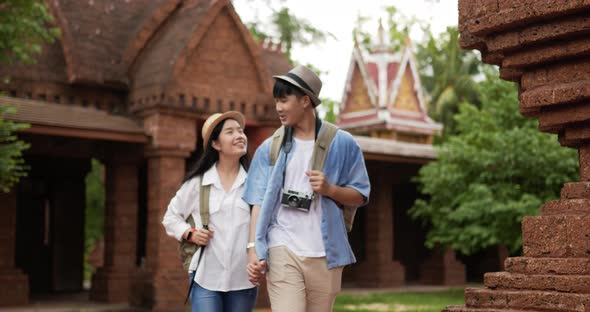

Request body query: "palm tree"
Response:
[416, 26, 482, 137]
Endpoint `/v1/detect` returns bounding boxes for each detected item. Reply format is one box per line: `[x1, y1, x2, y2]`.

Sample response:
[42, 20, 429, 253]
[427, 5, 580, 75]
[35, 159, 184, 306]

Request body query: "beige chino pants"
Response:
[267, 246, 344, 312]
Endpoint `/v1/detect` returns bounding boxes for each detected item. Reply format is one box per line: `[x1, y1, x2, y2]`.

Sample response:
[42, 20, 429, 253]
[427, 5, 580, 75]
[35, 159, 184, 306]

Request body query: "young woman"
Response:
[162, 111, 257, 312]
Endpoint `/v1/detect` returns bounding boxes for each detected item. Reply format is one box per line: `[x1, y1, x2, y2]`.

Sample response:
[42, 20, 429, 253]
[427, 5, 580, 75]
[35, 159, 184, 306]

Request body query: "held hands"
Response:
[247, 249, 266, 286]
[306, 170, 334, 197]
[187, 228, 214, 246]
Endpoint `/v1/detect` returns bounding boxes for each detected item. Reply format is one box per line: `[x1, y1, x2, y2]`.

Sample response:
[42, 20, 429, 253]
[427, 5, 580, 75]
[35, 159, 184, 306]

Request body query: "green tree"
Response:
[0, 0, 59, 64]
[0, 106, 29, 192]
[416, 26, 481, 137]
[0, 0, 59, 191]
[237, 0, 332, 59]
[84, 159, 105, 279]
[320, 98, 337, 123]
[409, 68, 578, 255]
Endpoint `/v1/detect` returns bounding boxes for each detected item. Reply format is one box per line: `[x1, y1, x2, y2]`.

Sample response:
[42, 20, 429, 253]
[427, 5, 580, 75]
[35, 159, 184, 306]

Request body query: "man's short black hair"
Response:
[273, 79, 305, 99]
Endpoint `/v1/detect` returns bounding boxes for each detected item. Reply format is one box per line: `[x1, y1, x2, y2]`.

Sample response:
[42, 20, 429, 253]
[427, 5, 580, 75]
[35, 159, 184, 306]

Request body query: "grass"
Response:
[333, 288, 465, 312]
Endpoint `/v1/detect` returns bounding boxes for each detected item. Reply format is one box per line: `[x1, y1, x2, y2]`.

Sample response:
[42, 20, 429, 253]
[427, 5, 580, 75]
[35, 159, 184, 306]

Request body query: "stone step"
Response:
[504, 257, 590, 275]
[464, 288, 590, 310]
[521, 215, 590, 258]
[561, 182, 590, 200]
[484, 271, 590, 293]
[540, 199, 590, 215]
[444, 306, 529, 312]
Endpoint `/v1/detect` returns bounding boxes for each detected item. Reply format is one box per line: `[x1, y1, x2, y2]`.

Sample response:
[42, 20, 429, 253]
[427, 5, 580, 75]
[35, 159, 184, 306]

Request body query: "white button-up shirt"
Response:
[162, 164, 254, 291]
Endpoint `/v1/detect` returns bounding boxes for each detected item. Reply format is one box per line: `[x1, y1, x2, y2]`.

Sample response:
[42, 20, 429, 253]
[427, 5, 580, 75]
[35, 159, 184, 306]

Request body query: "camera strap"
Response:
[281, 115, 322, 187]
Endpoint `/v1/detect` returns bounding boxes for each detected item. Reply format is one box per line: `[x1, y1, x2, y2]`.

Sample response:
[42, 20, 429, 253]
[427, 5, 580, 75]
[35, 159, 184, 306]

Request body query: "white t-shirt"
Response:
[268, 137, 326, 257]
[162, 164, 254, 291]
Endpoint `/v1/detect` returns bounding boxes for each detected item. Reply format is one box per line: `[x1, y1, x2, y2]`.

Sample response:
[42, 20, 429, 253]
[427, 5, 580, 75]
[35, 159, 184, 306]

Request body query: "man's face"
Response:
[275, 94, 309, 126]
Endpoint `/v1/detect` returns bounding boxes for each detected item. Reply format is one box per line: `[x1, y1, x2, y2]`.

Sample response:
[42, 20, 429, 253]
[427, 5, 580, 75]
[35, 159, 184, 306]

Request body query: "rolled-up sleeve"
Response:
[243, 140, 271, 206]
[162, 179, 196, 241]
[337, 134, 371, 206]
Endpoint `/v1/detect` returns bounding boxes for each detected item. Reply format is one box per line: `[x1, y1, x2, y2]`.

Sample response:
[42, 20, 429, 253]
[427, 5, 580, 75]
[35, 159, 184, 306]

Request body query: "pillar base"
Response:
[90, 267, 135, 303]
[420, 249, 465, 286]
[0, 269, 29, 306]
[130, 269, 187, 312]
[356, 261, 406, 288]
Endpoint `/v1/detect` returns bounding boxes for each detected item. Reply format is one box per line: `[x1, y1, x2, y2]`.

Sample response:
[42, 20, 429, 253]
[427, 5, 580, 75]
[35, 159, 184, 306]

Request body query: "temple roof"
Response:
[338, 24, 442, 138]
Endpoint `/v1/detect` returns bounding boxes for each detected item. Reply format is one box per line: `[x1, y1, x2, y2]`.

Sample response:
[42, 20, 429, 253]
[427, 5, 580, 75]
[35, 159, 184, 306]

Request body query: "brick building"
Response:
[0, 0, 288, 310]
[0, 1, 512, 310]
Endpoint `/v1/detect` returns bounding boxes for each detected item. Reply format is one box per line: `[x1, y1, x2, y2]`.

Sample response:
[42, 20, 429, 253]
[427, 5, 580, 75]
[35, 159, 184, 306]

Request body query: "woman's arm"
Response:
[247, 204, 265, 285]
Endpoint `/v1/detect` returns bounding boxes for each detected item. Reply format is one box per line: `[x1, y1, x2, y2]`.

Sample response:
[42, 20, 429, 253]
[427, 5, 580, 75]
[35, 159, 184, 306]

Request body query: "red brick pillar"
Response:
[355, 164, 405, 287]
[419, 247, 465, 286]
[449, 1, 590, 311]
[133, 152, 188, 311]
[90, 160, 138, 302]
[0, 191, 29, 306]
[131, 113, 196, 311]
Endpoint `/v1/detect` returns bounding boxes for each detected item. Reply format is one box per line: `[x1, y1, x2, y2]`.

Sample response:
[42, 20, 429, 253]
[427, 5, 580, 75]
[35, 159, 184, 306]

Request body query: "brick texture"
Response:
[457, 1, 590, 311]
[0, 191, 29, 306]
[131, 154, 187, 311]
[90, 160, 139, 303]
[419, 248, 466, 286]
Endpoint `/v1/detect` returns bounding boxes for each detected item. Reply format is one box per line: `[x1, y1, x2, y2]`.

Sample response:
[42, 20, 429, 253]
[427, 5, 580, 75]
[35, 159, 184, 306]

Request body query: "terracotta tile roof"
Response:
[51, 0, 170, 84]
[0, 96, 146, 139]
[131, 0, 211, 90]
[261, 49, 293, 76]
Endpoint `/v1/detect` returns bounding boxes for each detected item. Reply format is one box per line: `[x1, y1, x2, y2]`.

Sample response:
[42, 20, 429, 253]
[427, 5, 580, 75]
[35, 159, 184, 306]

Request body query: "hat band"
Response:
[286, 73, 316, 96]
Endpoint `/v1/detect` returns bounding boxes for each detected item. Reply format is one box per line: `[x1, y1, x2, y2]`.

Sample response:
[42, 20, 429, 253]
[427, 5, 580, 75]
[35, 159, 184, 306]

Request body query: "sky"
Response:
[232, 0, 459, 103]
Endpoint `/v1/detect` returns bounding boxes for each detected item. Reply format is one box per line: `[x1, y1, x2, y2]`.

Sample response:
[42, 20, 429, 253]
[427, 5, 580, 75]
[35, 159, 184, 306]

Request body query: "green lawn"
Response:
[333, 288, 465, 312]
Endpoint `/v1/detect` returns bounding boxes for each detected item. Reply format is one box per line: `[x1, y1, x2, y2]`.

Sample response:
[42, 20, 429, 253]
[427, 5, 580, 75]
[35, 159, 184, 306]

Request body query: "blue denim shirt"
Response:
[243, 125, 370, 269]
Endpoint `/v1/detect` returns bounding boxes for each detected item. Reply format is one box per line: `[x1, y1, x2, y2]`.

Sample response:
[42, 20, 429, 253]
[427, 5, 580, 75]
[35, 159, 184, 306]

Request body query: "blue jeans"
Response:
[189, 272, 258, 312]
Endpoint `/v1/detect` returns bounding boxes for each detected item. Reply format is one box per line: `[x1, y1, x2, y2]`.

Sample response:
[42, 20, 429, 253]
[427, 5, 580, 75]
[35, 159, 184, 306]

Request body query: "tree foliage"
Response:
[239, 0, 332, 59]
[0, 0, 59, 191]
[0, 0, 59, 64]
[416, 26, 481, 136]
[0, 106, 29, 192]
[409, 68, 579, 255]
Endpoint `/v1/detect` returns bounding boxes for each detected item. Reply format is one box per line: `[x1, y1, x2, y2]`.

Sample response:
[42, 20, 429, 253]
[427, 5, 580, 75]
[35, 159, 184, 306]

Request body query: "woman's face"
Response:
[212, 119, 247, 158]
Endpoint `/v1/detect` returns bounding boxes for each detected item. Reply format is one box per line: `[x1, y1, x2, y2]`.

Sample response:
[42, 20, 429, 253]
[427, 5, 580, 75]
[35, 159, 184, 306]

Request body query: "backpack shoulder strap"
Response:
[199, 177, 210, 228]
[269, 126, 285, 166]
[311, 121, 339, 172]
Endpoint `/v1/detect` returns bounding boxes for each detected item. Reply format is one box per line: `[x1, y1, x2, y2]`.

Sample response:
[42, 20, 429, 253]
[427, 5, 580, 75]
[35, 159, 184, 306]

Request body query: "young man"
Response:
[243, 65, 370, 311]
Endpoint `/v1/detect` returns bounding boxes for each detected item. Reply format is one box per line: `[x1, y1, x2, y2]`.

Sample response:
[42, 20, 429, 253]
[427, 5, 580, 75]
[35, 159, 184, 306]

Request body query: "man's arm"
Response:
[307, 171, 365, 206]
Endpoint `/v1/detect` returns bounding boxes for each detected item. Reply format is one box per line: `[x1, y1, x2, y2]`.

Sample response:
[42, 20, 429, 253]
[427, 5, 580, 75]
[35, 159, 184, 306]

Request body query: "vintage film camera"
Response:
[281, 189, 314, 212]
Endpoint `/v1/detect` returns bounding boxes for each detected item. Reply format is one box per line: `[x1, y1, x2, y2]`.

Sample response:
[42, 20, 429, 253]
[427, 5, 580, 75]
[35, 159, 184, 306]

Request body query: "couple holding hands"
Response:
[163, 65, 370, 312]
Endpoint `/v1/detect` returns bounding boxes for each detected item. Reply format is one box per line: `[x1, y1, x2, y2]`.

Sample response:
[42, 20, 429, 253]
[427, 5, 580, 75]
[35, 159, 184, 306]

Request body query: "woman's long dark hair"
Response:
[184, 118, 250, 182]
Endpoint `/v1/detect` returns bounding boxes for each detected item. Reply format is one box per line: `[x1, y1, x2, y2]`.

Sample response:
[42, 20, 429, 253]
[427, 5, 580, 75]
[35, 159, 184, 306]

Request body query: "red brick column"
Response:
[449, 1, 590, 311]
[131, 113, 197, 311]
[90, 160, 138, 302]
[355, 164, 405, 287]
[0, 191, 29, 306]
[132, 151, 188, 311]
[419, 248, 465, 286]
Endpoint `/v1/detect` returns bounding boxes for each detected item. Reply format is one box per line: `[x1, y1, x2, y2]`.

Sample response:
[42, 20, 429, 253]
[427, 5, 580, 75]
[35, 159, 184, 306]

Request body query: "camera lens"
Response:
[287, 195, 300, 208]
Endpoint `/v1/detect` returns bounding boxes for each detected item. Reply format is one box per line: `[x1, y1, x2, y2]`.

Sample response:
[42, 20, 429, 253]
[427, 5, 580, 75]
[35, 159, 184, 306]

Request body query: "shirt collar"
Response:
[202, 162, 247, 192]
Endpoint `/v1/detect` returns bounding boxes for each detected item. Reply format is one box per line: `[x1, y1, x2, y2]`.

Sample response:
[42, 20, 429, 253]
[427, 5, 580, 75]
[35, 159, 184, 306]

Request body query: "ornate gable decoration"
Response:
[338, 22, 442, 144]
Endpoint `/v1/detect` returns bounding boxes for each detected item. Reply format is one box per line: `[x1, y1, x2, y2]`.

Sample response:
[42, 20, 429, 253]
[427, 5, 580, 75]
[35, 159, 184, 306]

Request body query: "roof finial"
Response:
[370, 18, 390, 53]
[377, 18, 385, 47]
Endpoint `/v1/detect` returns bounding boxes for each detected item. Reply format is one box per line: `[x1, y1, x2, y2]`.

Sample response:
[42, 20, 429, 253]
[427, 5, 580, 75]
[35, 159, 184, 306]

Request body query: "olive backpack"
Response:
[178, 178, 210, 271]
